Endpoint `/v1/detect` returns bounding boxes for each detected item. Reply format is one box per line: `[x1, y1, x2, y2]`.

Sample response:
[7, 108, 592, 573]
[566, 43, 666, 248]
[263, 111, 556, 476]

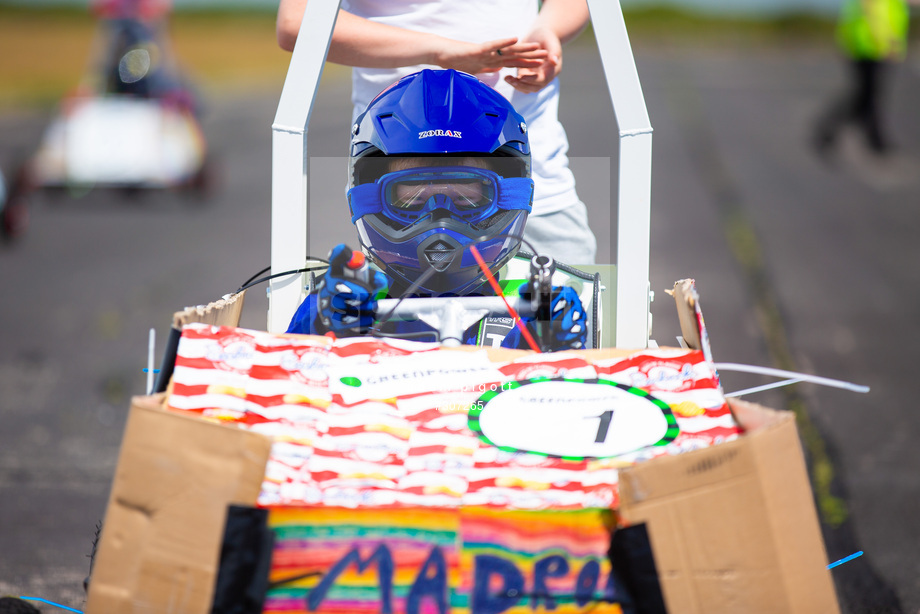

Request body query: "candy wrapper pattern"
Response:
[167, 324, 741, 510]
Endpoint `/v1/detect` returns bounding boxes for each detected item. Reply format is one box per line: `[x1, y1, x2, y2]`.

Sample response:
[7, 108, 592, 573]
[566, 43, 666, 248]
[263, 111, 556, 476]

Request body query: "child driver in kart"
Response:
[286, 69, 587, 351]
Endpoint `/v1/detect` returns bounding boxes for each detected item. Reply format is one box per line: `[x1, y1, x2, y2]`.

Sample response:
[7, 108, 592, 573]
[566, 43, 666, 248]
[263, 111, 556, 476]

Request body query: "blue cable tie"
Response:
[20, 597, 84, 613]
[827, 550, 864, 569]
[142, 368, 161, 373]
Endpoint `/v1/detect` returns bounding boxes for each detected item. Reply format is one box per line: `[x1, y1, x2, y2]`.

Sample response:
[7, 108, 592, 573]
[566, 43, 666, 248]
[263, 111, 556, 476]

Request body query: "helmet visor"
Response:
[386, 169, 496, 212]
[381, 167, 498, 223]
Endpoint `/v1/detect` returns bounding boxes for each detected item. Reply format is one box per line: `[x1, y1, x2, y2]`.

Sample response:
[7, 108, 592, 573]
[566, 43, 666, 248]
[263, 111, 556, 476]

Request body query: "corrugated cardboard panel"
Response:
[618, 433, 759, 502]
[670, 279, 702, 351]
[85, 396, 272, 614]
[619, 403, 839, 614]
[620, 443, 785, 611]
[748, 404, 840, 614]
[173, 290, 246, 328]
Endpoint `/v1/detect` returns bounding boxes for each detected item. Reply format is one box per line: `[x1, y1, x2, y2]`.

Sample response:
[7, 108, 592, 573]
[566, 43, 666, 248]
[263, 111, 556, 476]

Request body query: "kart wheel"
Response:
[1, 194, 29, 241]
[83, 520, 103, 595]
[186, 157, 217, 201]
[119, 185, 147, 201]
[0, 597, 41, 613]
[1, 164, 32, 241]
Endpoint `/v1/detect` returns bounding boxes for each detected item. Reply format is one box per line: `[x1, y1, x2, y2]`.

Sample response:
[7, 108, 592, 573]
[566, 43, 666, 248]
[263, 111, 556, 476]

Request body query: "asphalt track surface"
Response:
[2, 32, 919, 613]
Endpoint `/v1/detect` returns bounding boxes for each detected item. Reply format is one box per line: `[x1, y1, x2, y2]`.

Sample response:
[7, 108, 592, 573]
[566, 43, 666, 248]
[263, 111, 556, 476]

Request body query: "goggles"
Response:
[349, 166, 532, 226]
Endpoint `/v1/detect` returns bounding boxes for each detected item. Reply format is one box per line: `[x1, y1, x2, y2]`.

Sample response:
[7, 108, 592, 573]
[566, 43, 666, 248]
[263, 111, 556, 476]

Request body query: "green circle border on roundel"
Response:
[467, 377, 679, 460]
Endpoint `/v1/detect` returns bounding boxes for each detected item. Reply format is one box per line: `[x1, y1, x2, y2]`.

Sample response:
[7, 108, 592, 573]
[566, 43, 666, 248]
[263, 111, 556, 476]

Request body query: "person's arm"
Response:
[505, 0, 590, 94]
[277, 0, 549, 73]
[532, 0, 591, 46]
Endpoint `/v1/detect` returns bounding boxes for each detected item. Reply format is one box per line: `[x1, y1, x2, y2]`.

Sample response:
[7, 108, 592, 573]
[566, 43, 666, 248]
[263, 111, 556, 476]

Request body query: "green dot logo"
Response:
[340, 376, 363, 387]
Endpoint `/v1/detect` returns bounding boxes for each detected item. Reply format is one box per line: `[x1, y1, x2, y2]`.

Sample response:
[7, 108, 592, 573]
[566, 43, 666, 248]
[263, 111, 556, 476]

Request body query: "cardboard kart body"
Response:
[84, 282, 840, 614]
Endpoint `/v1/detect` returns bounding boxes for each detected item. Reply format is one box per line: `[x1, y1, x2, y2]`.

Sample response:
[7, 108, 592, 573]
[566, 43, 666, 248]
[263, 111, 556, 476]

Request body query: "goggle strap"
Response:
[495, 177, 534, 213]
[349, 183, 384, 223]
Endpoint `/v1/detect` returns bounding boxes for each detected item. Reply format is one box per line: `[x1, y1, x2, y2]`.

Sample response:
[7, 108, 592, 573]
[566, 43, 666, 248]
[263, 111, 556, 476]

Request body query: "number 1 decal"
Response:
[592, 410, 614, 443]
[468, 377, 680, 460]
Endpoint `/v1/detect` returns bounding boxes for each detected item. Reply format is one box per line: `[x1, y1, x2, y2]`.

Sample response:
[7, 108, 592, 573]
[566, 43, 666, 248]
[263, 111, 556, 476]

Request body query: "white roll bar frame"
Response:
[269, 0, 652, 348]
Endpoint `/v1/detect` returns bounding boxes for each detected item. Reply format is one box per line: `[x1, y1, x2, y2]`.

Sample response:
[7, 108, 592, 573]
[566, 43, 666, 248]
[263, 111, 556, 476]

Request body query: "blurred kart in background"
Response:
[1, 0, 213, 242]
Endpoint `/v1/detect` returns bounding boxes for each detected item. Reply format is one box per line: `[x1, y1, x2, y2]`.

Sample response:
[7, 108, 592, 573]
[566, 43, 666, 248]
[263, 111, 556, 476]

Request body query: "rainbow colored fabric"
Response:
[264, 506, 623, 614]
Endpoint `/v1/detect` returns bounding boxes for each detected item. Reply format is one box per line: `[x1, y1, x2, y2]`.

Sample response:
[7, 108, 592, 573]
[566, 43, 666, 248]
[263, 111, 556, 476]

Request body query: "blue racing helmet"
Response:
[348, 69, 533, 296]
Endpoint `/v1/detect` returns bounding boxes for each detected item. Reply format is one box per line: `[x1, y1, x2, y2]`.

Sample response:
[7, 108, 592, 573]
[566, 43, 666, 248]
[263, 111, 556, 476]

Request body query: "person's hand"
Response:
[506, 284, 587, 350]
[434, 37, 550, 75]
[542, 285, 587, 350]
[315, 244, 387, 337]
[504, 25, 562, 94]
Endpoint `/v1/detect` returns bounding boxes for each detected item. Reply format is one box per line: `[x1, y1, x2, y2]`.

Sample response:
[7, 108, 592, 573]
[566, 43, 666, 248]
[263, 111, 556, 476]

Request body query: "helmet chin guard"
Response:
[418, 234, 463, 275]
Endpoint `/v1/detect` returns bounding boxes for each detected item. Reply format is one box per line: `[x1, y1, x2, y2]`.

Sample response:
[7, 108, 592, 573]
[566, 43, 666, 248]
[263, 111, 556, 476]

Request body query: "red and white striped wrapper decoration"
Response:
[167, 324, 741, 510]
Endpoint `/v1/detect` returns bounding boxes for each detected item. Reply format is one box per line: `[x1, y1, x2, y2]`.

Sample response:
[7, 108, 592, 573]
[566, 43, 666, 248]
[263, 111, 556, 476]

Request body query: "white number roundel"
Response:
[468, 378, 679, 459]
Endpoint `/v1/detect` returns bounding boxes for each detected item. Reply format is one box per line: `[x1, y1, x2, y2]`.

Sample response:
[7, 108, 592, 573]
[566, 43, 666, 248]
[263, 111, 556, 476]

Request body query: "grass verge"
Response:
[0, 6, 837, 111]
[0, 8, 291, 110]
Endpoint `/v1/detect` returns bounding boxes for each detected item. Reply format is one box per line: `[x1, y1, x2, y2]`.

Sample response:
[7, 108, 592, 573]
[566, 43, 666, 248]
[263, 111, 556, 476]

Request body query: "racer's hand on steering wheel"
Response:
[546, 285, 587, 350]
[507, 284, 587, 351]
[528, 284, 587, 350]
[316, 244, 387, 337]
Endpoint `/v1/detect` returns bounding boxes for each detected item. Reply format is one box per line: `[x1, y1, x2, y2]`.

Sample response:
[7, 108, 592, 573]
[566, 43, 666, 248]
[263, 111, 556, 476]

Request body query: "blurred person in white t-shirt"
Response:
[276, 0, 597, 264]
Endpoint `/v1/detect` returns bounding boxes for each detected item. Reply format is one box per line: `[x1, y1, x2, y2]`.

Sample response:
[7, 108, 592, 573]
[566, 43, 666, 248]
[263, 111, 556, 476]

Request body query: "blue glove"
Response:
[522, 284, 587, 351]
[546, 286, 588, 350]
[315, 244, 388, 337]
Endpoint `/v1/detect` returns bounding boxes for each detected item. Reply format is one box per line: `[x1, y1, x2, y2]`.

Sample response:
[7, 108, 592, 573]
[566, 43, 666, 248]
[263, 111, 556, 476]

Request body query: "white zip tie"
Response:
[724, 378, 803, 398]
[714, 362, 870, 396]
[147, 328, 156, 395]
